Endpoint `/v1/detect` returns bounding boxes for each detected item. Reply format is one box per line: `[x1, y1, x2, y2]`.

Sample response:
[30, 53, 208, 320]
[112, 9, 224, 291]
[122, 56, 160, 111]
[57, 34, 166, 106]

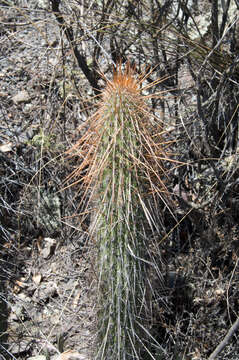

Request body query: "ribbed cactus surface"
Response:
[70, 63, 167, 359]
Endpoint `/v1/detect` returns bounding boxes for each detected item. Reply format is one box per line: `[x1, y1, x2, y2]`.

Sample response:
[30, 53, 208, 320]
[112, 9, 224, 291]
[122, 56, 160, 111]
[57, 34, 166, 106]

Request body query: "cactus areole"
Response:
[70, 62, 167, 359]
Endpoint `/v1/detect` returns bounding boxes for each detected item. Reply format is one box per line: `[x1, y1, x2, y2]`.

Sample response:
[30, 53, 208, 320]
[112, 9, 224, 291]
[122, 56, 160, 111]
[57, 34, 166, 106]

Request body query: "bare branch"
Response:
[208, 317, 239, 360]
[50, 0, 100, 94]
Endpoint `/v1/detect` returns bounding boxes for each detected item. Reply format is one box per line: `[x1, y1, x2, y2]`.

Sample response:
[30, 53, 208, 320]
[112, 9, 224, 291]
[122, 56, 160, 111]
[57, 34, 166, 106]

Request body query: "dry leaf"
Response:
[13, 279, 27, 293]
[33, 273, 42, 285]
[73, 291, 81, 308]
[190, 347, 202, 360]
[15, 279, 27, 288]
[40, 237, 57, 259]
[0, 142, 13, 152]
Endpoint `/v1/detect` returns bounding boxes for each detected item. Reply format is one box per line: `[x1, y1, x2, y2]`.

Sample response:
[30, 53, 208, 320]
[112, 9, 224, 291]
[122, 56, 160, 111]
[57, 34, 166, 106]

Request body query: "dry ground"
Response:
[1, 1, 239, 359]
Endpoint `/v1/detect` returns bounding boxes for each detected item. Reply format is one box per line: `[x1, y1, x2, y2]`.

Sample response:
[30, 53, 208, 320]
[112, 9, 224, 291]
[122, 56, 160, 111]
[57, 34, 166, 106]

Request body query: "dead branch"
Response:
[208, 317, 239, 360]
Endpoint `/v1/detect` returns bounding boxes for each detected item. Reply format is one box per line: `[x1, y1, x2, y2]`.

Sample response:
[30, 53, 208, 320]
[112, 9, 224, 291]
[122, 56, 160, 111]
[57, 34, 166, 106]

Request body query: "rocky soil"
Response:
[1, 1, 239, 360]
[0, 1, 96, 359]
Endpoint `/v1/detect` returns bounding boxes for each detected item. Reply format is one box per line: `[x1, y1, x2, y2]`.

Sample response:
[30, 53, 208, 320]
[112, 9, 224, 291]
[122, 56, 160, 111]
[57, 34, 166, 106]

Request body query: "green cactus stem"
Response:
[69, 63, 168, 359]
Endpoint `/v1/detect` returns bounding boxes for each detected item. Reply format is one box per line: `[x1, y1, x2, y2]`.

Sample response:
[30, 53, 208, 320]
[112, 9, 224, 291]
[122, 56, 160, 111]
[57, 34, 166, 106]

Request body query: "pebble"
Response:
[12, 90, 31, 104]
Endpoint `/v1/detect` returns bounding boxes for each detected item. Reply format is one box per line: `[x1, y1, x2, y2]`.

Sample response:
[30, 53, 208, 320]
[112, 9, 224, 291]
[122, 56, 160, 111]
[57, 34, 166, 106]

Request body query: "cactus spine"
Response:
[71, 63, 166, 359]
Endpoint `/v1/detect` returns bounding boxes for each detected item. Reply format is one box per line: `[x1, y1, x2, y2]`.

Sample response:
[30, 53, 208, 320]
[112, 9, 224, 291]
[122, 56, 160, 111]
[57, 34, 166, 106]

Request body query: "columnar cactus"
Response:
[70, 63, 167, 359]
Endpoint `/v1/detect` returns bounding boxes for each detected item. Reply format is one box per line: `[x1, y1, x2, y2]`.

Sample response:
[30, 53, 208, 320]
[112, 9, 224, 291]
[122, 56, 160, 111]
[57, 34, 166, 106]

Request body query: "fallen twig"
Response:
[208, 317, 239, 360]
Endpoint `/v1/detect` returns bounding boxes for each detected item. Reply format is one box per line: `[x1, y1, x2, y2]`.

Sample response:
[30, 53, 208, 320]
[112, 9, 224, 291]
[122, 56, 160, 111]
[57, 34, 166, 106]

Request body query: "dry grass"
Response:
[1, 1, 239, 359]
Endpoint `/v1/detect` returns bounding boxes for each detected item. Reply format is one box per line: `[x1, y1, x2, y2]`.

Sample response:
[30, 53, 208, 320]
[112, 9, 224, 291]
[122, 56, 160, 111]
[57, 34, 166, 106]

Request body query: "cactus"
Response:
[70, 63, 168, 359]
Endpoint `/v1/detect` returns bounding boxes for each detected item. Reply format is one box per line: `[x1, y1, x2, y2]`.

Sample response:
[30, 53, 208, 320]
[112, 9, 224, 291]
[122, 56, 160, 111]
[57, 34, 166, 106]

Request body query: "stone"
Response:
[12, 90, 31, 104]
[37, 0, 49, 9]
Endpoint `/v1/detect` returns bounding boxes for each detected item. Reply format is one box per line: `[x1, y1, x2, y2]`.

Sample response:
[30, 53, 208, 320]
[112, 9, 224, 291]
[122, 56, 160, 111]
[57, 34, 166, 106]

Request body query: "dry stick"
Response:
[50, 0, 100, 94]
[208, 317, 239, 360]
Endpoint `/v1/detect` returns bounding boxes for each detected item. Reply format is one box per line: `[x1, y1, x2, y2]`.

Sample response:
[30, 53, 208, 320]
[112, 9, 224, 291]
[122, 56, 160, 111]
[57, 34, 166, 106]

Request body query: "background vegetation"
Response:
[1, 0, 239, 359]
